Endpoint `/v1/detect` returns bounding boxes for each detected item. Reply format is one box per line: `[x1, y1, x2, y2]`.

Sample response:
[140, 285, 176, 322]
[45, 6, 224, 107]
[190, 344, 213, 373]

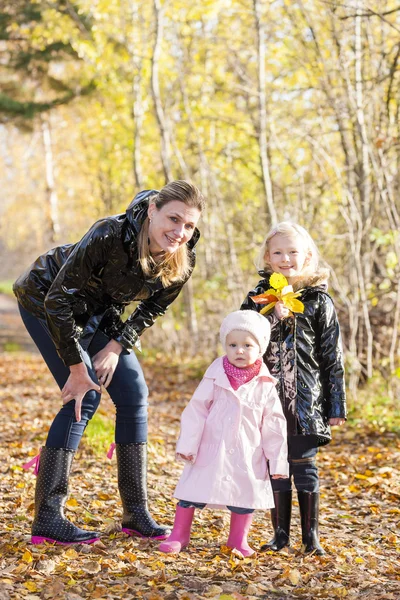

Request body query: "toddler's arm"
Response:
[175, 376, 214, 462]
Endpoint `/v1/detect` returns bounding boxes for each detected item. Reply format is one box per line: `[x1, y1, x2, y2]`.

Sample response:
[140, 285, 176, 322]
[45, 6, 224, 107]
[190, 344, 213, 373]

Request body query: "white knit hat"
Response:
[219, 310, 271, 355]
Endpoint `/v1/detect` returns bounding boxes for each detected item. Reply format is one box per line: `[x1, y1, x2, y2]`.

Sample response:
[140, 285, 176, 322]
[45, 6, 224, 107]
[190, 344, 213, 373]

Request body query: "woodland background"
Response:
[1, 0, 400, 399]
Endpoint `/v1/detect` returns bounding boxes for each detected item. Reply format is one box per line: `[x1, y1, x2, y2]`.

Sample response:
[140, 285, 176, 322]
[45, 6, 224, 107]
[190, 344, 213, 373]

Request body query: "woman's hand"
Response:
[92, 339, 123, 389]
[329, 418, 345, 426]
[61, 363, 101, 422]
[271, 474, 289, 479]
[274, 301, 290, 321]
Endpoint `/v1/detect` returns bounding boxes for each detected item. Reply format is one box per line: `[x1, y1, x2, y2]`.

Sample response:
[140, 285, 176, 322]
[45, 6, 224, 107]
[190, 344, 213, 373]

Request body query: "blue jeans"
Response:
[19, 304, 148, 450]
[178, 500, 254, 515]
[271, 435, 319, 493]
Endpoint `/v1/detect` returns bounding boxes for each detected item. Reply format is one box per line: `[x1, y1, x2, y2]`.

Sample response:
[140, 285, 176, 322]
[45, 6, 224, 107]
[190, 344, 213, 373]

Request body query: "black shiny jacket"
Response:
[14, 190, 200, 367]
[241, 271, 347, 445]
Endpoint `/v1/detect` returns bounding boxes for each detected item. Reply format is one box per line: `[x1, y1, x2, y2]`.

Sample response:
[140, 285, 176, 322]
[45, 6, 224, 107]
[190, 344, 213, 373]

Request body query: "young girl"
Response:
[159, 310, 289, 557]
[241, 222, 346, 556]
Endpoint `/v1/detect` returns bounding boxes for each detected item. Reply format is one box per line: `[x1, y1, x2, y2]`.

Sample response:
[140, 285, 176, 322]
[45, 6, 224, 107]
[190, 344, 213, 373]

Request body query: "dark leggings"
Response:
[19, 304, 148, 450]
[271, 435, 319, 493]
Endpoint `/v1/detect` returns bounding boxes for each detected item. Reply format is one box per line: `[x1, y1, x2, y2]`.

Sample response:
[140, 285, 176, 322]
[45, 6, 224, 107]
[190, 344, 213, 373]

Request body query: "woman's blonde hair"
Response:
[138, 180, 205, 286]
[257, 221, 320, 277]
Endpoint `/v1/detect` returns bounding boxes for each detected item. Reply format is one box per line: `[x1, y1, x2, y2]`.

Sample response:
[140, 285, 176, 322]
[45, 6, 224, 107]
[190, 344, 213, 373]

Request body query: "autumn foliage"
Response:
[0, 351, 399, 600]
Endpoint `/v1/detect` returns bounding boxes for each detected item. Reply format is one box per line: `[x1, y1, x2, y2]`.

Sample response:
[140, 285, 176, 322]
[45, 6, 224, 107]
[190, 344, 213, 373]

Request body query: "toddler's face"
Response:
[225, 330, 260, 368]
[266, 233, 309, 282]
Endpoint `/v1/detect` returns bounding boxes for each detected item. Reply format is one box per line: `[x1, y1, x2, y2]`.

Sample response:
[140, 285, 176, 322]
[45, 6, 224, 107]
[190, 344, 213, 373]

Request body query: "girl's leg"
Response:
[226, 507, 255, 557]
[261, 463, 293, 552]
[104, 341, 169, 539]
[18, 305, 101, 544]
[290, 436, 324, 555]
[158, 502, 200, 553]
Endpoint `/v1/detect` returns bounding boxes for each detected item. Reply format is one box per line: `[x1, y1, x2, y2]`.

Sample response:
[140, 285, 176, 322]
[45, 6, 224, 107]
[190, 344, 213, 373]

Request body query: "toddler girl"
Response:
[241, 222, 346, 555]
[159, 310, 288, 556]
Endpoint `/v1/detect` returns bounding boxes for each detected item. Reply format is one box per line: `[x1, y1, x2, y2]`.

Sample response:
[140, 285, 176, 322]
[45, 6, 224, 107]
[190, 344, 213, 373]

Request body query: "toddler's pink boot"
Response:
[226, 512, 255, 557]
[159, 506, 195, 553]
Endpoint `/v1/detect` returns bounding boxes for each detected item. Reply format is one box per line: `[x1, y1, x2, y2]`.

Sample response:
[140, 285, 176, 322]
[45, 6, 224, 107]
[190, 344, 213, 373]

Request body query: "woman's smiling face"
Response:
[147, 200, 201, 255]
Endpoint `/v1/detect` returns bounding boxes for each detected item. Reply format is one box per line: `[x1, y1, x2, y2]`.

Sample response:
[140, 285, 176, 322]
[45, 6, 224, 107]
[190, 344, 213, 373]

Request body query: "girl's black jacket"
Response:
[241, 271, 346, 446]
[13, 190, 200, 367]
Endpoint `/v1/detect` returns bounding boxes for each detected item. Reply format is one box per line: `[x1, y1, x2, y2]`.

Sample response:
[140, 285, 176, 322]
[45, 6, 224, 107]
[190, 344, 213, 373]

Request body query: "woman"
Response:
[14, 180, 205, 545]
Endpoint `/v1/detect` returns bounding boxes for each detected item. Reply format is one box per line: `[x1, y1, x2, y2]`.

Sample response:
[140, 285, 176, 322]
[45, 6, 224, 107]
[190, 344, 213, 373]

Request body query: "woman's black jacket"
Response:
[13, 190, 200, 367]
[241, 271, 346, 445]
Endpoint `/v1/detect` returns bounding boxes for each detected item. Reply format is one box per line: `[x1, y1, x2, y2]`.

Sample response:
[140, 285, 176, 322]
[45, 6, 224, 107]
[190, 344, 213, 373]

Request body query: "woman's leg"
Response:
[19, 305, 101, 450]
[18, 305, 101, 544]
[104, 344, 170, 539]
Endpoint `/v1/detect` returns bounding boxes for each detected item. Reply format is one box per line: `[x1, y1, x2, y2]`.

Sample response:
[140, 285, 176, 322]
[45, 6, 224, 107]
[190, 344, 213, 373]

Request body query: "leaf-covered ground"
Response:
[0, 351, 399, 600]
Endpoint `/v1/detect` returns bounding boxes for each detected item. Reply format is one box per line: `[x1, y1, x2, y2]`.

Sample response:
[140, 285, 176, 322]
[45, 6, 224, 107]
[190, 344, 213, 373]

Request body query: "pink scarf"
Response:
[223, 356, 262, 390]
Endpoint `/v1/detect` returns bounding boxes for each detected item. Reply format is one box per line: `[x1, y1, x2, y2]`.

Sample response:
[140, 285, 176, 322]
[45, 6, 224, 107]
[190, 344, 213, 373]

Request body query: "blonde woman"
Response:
[14, 181, 205, 545]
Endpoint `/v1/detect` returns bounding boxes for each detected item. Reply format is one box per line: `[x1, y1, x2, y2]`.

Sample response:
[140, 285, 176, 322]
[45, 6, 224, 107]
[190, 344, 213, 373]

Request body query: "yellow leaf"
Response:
[288, 569, 301, 585]
[355, 557, 365, 563]
[24, 581, 38, 592]
[66, 498, 78, 507]
[260, 302, 277, 315]
[22, 550, 33, 563]
[64, 548, 79, 559]
[270, 273, 288, 290]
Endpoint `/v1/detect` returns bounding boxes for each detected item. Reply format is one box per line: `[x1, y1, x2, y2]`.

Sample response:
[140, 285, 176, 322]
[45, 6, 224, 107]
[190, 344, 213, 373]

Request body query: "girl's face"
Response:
[226, 330, 261, 368]
[147, 200, 201, 255]
[266, 233, 310, 282]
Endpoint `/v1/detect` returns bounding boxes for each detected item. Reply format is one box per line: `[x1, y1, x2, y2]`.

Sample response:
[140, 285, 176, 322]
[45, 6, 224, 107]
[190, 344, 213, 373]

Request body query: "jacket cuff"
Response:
[268, 456, 290, 477]
[58, 344, 85, 367]
[328, 399, 347, 419]
[114, 326, 140, 353]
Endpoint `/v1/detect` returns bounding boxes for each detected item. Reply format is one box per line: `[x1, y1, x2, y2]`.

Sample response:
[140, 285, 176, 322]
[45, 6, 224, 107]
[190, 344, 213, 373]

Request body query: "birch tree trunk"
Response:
[151, 0, 173, 183]
[253, 0, 277, 224]
[41, 115, 60, 246]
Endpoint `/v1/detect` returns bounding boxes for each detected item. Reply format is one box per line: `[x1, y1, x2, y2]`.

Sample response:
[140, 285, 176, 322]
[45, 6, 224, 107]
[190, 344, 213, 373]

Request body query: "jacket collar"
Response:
[259, 268, 330, 293]
[204, 356, 277, 391]
[125, 189, 201, 251]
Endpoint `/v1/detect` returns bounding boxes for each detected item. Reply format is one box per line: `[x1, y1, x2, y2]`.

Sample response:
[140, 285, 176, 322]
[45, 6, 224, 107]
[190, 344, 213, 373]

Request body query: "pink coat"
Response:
[174, 357, 289, 510]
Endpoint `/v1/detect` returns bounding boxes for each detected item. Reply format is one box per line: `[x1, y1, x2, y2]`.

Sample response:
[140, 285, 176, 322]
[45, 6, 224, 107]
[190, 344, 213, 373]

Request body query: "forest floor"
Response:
[0, 294, 399, 600]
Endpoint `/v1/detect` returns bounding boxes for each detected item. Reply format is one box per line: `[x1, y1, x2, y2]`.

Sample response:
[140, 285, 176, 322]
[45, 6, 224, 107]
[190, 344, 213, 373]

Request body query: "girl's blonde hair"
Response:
[138, 180, 205, 286]
[257, 221, 320, 277]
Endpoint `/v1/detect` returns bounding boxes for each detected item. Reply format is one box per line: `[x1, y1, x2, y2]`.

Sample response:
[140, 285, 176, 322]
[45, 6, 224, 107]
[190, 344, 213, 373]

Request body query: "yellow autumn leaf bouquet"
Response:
[252, 273, 305, 315]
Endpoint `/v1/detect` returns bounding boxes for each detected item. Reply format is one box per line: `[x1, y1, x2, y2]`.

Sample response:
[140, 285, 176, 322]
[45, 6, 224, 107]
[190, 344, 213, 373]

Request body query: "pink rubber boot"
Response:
[226, 512, 255, 557]
[159, 506, 195, 553]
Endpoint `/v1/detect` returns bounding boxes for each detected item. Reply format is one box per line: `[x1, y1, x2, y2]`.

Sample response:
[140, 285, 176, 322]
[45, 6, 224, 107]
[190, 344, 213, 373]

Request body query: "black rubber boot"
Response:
[297, 491, 325, 555]
[260, 490, 292, 551]
[31, 447, 101, 545]
[116, 443, 171, 540]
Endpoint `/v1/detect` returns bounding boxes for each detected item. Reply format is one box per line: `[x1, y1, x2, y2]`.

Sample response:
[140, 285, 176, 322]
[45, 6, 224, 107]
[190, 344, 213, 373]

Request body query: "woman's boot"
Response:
[159, 506, 195, 553]
[297, 491, 325, 555]
[260, 490, 292, 551]
[30, 447, 101, 545]
[116, 442, 171, 540]
[226, 512, 255, 557]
